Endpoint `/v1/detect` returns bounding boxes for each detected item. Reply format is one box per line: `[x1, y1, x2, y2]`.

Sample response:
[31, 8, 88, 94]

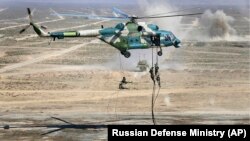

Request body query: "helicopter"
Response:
[20, 7, 202, 58]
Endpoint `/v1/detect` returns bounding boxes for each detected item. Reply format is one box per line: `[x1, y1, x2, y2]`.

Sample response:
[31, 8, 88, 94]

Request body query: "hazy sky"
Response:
[0, 0, 249, 5]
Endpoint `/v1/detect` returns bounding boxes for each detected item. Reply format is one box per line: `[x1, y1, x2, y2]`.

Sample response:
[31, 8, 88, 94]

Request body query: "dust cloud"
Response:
[164, 94, 172, 107]
[103, 47, 185, 72]
[202, 10, 236, 37]
[188, 10, 238, 41]
[137, 0, 243, 41]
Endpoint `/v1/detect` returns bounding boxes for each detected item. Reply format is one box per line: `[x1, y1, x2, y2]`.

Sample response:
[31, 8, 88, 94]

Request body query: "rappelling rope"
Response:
[119, 53, 125, 75]
[154, 47, 161, 106]
[106, 90, 119, 116]
[113, 53, 125, 120]
[106, 53, 125, 121]
[150, 46, 156, 125]
[154, 87, 161, 106]
[114, 90, 119, 120]
[151, 82, 156, 125]
[150, 45, 162, 125]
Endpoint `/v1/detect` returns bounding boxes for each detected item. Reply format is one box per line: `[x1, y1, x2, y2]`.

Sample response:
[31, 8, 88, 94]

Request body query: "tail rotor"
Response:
[19, 24, 30, 34]
[27, 8, 33, 22]
[19, 8, 33, 34]
[19, 8, 48, 36]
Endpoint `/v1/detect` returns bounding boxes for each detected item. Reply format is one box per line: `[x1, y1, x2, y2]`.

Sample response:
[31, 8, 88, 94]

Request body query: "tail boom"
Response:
[30, 22, 49, 37]
[49, 29, 100, 40]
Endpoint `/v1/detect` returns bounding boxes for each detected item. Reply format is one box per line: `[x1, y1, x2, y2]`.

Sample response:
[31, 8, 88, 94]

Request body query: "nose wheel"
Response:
[157, 46, 163, 56]
[157, 51, 162, 56]
[121, 51, 131, 58]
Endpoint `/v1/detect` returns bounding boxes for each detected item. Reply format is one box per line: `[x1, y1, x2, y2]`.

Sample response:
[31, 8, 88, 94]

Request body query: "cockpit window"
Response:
[169, 33, 175, 41]
[165, 33, 174, 41]
[165, 34, 171, 41]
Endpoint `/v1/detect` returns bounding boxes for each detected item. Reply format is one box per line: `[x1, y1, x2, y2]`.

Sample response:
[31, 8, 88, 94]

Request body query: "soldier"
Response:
[155, 63, 159, 76]
[119, 77, 132, 90]
[155, 63, 161, 87]
[156, 74, 161, 87]
[149, 67, 155, 85]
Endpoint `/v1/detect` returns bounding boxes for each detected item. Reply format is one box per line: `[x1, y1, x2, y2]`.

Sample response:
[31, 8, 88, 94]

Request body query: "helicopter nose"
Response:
[174, 39, 181, 48]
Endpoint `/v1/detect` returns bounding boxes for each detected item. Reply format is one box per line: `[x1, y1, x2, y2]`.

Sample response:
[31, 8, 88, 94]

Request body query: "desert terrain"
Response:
[0, 2, 249, 141]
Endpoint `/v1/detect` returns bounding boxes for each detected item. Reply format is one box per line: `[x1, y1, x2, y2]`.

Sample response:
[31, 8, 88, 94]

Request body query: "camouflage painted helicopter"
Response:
[20, 8, 202, 58]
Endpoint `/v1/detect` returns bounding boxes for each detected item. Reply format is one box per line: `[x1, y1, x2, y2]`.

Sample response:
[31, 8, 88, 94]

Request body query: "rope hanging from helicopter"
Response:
[154, 46, 161, 107]
[150, 44, 162, 125]
[150, 47, 156, 125]
[119, 53, 124, 73]
[106, 53, 125, 121]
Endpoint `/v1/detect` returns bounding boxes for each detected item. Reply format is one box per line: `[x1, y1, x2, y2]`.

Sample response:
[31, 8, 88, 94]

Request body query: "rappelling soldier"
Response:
[149, 67, 155, 85]
[155, 63, 161, 87]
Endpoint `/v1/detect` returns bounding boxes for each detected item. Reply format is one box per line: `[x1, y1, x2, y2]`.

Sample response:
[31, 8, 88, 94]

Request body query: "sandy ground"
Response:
[0, 40, 249, 140]
[0, 5, 249, 141]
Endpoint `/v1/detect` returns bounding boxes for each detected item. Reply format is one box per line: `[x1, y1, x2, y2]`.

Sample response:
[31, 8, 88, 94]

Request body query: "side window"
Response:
[128, 36, 140, 44]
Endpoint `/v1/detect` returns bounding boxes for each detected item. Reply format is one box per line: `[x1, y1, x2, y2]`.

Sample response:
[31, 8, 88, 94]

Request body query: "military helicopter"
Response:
[20, 8, 202, 58]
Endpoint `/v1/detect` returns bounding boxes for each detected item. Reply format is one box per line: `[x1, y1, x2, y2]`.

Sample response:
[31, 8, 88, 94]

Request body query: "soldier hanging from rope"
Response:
[155, 63, 161, 87]
[149, 67, 155, 85]
[149, 59, 161, 87]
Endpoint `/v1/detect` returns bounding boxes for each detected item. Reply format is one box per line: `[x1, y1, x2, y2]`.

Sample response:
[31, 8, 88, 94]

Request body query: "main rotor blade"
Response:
[19, 25, 30, 34]
[136, 13, 203, 19]
[146, 7, 201, 17]
[27, 8, 31, 15]
[112, 7, 130, 18]
[51, 13, 128, 20]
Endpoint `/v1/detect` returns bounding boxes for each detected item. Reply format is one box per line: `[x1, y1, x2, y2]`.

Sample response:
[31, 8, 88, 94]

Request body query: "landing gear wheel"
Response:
[124, 51, 131, 58]
[157, 51, 163, 56]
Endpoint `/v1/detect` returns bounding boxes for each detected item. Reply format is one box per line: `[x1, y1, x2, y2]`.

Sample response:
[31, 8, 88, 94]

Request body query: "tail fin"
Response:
[30, 22, 48, 37]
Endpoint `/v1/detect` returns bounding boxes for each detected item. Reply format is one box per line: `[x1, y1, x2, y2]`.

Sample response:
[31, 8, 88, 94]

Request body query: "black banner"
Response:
[108, 125, 250, 141]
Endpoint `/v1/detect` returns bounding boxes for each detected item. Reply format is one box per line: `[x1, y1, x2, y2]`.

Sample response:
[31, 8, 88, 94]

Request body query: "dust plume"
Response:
[188, 10, 238, 41]
[103, 47, 186, 72]
[164, 94, 172, 107]
[137, 0, 243, 41]
[103, 49, 155, 71]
